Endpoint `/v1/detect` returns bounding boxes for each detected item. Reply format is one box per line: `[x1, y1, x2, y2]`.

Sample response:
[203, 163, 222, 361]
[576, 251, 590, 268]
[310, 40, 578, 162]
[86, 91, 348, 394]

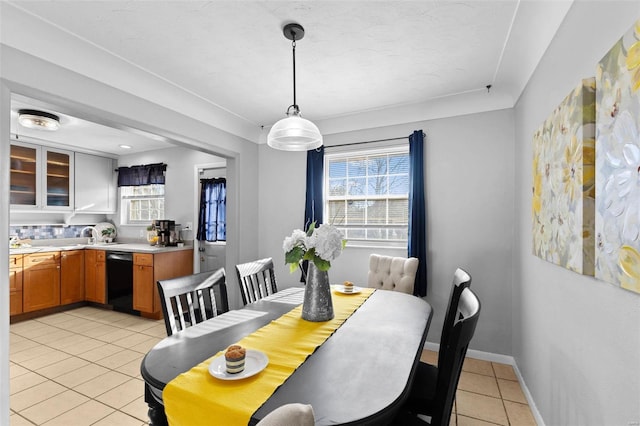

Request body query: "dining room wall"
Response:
[513, 1, 640, 425]
[258, 107, 515, 356]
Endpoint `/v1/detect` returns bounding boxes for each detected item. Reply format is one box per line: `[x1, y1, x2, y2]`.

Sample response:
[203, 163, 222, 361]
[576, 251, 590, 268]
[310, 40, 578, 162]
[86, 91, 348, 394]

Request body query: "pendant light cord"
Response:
[292, 37, 298, 113]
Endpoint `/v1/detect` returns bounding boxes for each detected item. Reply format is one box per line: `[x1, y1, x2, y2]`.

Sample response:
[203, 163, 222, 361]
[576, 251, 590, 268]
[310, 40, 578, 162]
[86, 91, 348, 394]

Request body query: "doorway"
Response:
[194, 162, 227, 274]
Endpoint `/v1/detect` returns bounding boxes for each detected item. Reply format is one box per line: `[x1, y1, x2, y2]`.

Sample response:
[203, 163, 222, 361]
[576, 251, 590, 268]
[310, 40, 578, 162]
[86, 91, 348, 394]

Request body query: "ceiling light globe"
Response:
[267, 114, 323, 151]
[18, 110, 60, 131]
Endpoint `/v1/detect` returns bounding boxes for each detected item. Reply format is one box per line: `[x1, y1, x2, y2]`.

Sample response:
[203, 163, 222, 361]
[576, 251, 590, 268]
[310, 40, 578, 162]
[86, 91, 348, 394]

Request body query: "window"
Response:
[120, 184, 165, 224]
[325, 146, 410, 246]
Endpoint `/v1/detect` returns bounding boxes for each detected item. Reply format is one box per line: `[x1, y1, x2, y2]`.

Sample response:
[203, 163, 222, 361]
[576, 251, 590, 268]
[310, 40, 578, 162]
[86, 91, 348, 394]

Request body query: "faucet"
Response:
[80, 226, 97, 243]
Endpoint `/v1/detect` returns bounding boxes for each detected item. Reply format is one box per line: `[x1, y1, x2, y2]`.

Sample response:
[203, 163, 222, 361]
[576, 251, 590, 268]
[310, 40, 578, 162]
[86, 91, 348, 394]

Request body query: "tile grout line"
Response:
[493, 361, 513, 426]
[10, 307, 160, 425]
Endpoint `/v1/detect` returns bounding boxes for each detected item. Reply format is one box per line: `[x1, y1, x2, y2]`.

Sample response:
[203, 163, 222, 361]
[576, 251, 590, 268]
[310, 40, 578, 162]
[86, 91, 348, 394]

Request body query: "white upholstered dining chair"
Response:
[367, 254, 419, 294]
[256, 403, 315, 426]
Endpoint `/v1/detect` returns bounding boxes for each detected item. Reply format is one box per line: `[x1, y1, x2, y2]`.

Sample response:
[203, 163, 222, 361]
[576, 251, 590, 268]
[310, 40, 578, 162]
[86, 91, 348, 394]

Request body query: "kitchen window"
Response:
[325, 146, 409, 247]
[120, 184, 165, 224]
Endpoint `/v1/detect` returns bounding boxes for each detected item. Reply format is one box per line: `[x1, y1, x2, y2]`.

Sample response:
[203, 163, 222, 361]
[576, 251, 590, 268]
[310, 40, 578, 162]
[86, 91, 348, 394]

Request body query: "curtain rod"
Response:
[114, 162, 167, 172]
[325, 132, 424, 149]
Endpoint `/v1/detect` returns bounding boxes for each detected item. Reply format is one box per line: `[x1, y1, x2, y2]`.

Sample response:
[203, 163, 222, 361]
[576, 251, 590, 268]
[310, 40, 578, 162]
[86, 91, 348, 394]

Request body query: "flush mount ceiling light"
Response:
[18, 109, 60, 131]
[267, 23, 323, 151]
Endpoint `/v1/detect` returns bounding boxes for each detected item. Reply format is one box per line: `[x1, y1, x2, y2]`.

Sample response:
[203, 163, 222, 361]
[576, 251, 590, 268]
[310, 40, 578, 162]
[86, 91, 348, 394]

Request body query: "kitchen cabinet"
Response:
[133, 253, 155, 313]
[61, 250, 85, 304]
[45, 149, 73, 208]
[10, 141, 74, 211]
[23, 252, 61, 313]
[9, 255, 23, 315]
[74, 152, 116, 213]
[85, 250, 106, 303]
[133, 250, 193, 318]
[9, 144, 38, 206]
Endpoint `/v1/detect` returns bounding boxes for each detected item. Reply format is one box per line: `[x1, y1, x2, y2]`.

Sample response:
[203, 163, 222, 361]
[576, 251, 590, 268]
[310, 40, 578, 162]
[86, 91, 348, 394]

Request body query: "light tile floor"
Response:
[10, 306, 166, 425]
[10, 306, 537, 425]
[421, 350, 538, 425]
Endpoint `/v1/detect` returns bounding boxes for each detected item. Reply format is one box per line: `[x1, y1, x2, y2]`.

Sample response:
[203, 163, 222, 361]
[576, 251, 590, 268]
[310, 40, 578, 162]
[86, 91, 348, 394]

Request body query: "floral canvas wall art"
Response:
[532, 78, 595, 275]
[595, 19, 640, 294]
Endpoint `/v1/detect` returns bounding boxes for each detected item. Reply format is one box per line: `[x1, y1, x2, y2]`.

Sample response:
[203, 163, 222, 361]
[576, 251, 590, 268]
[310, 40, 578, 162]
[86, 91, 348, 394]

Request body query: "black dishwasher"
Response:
[106, 252, 136, 314]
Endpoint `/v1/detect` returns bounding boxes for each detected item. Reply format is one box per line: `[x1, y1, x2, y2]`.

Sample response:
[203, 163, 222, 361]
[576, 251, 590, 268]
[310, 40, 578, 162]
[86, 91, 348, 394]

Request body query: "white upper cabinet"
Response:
[74, 152, 116, 213]
[10, 141, 74, 211]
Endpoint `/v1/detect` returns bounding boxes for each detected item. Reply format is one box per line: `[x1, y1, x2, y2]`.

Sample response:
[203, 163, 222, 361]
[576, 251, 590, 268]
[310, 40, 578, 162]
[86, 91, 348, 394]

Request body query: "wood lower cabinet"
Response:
[133, 253, 155, 313]
[10, 247, 191, 320]
[9, 255, 23, 315]
[23, 252, 61, 313]
[61, 250, 85, 304]
[133, 250, 193, 317]
[85, 250, 106, 303]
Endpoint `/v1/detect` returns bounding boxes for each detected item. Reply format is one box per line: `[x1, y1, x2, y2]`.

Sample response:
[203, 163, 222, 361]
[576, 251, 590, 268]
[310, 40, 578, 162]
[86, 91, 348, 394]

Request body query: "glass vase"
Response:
[301, 261, 334, 322]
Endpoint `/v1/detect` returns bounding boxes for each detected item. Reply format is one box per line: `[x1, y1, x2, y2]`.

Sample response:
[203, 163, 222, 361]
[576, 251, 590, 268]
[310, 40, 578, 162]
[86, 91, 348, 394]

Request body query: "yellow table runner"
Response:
[163, 287, 375, 426]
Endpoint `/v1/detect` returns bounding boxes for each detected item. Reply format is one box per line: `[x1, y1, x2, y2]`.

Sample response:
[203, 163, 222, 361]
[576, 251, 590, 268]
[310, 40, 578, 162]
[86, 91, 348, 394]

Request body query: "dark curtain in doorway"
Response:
[197, 178, 226, 242]
[409, 130, 427, 297]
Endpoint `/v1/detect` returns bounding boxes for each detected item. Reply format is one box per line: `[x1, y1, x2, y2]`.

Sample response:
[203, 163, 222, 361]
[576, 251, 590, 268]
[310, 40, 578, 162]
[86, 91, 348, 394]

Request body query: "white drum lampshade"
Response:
[267, 23, 323, 152]
[267, 112, 323, 151]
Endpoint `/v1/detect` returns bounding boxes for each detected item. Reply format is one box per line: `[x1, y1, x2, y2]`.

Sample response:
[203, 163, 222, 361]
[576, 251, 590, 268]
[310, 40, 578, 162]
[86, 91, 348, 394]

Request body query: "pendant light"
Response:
[267, 23, 323, 151]
[18, 109, 60, 131]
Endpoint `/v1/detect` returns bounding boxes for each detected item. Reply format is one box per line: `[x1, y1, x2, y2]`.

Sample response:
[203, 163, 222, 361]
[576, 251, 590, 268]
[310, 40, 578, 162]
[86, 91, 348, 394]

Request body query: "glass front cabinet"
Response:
[10, 141, 74, 211]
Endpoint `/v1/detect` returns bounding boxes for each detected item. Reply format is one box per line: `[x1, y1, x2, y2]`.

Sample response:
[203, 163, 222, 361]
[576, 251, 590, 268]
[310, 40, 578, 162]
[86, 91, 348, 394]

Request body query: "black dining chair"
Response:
[439, 268, 472, 353]
[235, 257, 278, 305]
[157, 268, 229, 336]
[395, 287, 481, 426]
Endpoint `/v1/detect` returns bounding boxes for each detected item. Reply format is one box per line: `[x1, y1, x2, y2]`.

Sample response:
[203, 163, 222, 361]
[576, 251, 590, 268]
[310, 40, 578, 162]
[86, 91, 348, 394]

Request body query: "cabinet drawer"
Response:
[96, 250, 106, 262]
[26, 252, 60, 266]
[134, 253, 153, 266]
[10, 255, 23, 269]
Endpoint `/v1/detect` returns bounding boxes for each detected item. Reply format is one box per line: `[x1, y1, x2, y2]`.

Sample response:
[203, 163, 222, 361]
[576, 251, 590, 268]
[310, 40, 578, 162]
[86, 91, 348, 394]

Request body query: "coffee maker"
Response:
[154, 220, 175, 246]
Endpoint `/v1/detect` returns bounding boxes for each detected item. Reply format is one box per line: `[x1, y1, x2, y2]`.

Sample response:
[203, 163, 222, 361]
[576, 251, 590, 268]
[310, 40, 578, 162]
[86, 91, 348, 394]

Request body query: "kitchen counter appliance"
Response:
[154, 220, 177, 246]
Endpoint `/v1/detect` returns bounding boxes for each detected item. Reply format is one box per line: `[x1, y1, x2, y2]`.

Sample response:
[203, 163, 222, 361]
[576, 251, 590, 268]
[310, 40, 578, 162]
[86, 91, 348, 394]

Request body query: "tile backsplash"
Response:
[9, 224, 94, 241]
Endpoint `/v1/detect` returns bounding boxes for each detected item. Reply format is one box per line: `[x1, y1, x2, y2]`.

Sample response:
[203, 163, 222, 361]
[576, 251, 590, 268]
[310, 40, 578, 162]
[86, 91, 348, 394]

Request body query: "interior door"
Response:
[199, 243, 226, 273]
[197, 166, 226, 273]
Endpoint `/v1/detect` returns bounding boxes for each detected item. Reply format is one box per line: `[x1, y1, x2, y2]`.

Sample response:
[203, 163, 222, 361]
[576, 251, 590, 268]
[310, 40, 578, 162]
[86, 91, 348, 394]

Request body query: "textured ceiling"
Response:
[4, 0, 573, 154]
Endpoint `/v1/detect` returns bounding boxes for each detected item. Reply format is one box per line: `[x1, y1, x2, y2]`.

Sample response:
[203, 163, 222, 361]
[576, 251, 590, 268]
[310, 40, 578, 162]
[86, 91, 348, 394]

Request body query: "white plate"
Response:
[94, 222, 117, 242]
[208, 349, 269, 381]
[334, 284, 362, 294]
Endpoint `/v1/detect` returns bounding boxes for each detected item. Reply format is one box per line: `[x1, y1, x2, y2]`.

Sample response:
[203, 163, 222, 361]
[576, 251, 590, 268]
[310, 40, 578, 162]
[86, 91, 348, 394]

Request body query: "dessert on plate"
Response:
[343, 281, 354, 293]
[225, 345, 246, 374]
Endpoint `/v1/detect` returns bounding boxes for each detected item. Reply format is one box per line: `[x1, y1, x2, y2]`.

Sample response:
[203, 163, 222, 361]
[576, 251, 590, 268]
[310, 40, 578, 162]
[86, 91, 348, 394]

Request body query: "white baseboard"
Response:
[423, 342, 545, 426]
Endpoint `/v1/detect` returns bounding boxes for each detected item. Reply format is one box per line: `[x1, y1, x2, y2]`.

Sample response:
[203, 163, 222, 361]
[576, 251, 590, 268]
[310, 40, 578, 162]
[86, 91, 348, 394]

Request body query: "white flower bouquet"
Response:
[283, 222, 346, 273]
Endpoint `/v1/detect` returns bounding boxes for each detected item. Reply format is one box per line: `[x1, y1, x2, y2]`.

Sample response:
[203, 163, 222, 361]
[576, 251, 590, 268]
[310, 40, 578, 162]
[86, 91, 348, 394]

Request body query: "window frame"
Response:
[119, 184, 166, 225]
[324, 144, 410, 249]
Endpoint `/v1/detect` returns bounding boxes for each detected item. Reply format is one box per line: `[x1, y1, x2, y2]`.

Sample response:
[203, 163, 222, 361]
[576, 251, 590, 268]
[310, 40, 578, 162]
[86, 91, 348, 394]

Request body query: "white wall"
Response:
[514, 2, 640, 425]
[0, 82, 12, 426]
[258, 108, 515, 355]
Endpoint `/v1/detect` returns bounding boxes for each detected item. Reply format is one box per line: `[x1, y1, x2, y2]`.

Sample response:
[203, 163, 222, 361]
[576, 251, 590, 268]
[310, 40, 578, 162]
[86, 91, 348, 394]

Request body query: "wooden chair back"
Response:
[157, 268, 229, 336]
[432, 288, 481, 425]
[235, 257, 278, 305]
[439, 267, 472, 354]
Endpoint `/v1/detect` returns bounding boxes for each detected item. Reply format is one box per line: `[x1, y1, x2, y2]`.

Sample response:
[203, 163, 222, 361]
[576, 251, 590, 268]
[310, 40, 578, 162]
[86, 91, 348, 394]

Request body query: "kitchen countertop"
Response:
[10, 243, 193, 255]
